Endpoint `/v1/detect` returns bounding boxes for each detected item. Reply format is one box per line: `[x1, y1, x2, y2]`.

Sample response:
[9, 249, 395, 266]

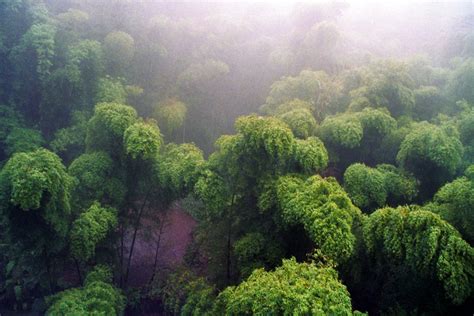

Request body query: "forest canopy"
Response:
[0, 1, 473, 315]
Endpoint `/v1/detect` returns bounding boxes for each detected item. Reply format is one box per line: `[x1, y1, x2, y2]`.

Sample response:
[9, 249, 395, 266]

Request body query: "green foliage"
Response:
[344, 163, 387, 211]
[104, 31, 135, 76]
[276, 175, 362, 263]
[413, 86, 444, 120]
[150, 267, 216, 316]
[56, 9, 89, 32]
[262, 70, 341, 120]
[95, 76, 127, 104]
[4, 127, 43, 156]
[448, 58, 474, 104]
[397, 122, 463, 197]
[270, 99, 313, 116]
[68, 151, 124, 208]
[153, 98, 187, 136]
[156, 143, 204, 197]
[123, 120, 162, 160]
[67, 39, 103, 71]
[235, 115, 294, 162]
[357, 107, 397, 140]
[178, 59, 230, 92]
[194, 169, 230, 217]
[0, 105, 21, 144]
[233, 232, 284, 279]
[319, 107, 396, 158]
[50, 111, 89, 160]
[14, 22, 56, 82]
[376, 164, 418, 205]
[348, 60, 415, 117]
[0, 148, 72, 237]
[320, 114, 363, 148]
[428, 166, 474, 244]
[293, 137, 328, 173]
[364, 207, 474, 304]
[277, 108, 317, 139]
[458, 108, 474, 166]
[216, 258, 360, 315]
[70, 202, 118, 261]
[47, 266, 125, 315]
[86, 102, 137, 152]
[344, 163, 418, 211]
[301, 21, 341, 73]
[84, 264, 113, 285]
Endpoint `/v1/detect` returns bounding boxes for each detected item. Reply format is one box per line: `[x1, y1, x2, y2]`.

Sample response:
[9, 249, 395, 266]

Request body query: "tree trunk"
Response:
[124, 191, 151, 288]
[74, 258, 83, 286]
[149, 211, 167, 284]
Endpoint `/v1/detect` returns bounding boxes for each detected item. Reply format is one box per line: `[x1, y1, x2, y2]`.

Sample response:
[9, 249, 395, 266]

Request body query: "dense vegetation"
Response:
[0, 1, 473, 315]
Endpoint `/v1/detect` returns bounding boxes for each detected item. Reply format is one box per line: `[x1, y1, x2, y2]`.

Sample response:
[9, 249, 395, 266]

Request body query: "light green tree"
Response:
[216, 258, 363, 315]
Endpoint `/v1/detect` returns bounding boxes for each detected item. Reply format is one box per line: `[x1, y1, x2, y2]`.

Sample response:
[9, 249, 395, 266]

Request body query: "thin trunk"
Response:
[124, 190, 151, 287]
[149, 212, 167, 284]
[119, 223, 124, 287]
[74, 258, 83, 286]
[225, 194, 235, 285]
[225, 218, 232, 284]
[45, 255, 54, 294]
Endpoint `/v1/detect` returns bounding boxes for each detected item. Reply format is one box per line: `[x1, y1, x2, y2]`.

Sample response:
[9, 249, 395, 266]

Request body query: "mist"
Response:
[0, 1, 473, 315]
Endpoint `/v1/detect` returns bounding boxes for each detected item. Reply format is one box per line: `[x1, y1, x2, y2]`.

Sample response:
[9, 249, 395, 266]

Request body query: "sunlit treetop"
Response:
[194, 169, 231, 218]
[0, 148, 72, 237]
[364, 206, 474, 304]
[235, 115, 294, 162]
[375, 163, 418, 205]
[197, 115, 329, 219]
[356, 107, 396, 140]
[155, 143, 205, 197]
[344, 163, 418, 212]
[70, 202, 118, 262]
[319, 107, 397, 163]
[278, 108, 317, 139]
[124, 120, 162, 160]
[397, 122, 463, 178]
[319, 113, 363, 149]
[85, 102, 138, 152]
[276, 175, 362, 263]
[426, 165, 474, 245]
[344, 163, 387, 211]
[216, 258, 364, 315]
[293, 137, 329, 174]
[68, 151, 125, 208]
[46, 265, 125, 315]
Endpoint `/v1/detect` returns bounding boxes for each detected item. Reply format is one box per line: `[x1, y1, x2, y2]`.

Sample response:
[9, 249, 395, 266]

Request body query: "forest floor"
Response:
[124, 203, 197, 315]
[127, 203, 197, 287]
